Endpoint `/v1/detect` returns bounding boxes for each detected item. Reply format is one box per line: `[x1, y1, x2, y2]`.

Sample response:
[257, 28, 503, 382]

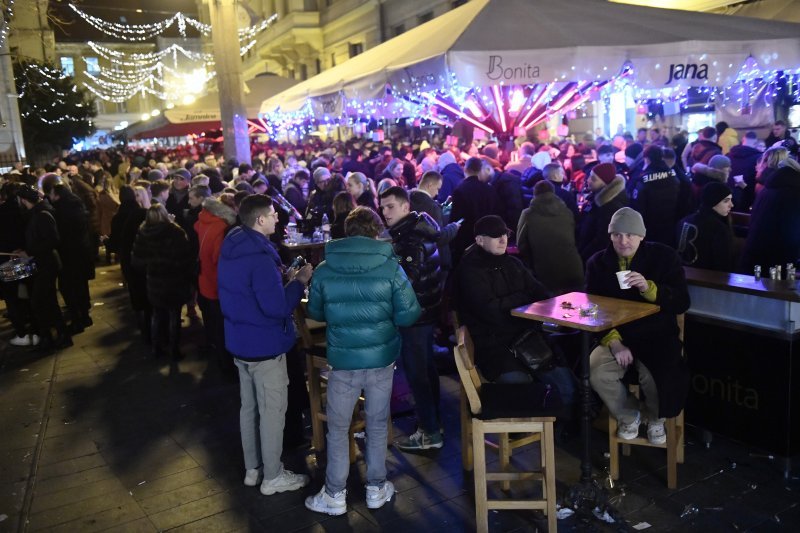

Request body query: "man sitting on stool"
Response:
[586, 207, 690, 445]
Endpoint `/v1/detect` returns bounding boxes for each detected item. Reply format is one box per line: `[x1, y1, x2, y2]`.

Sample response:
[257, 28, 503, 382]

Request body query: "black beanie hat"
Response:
[701, 181, 732, 208]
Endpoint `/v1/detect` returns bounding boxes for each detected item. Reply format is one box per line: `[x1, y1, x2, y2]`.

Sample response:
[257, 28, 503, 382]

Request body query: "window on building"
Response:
[116, 101, 128, 114]
[60, 57, 75, 76]
[85, 57, 100, 75]
[417, 11, 433, 25]
[349, 42, 363, 58]
[393, 24, 405, 37]
[331, 53, 336, 67]
[316, 58, 321, 74]
[300, 64, 308, 80]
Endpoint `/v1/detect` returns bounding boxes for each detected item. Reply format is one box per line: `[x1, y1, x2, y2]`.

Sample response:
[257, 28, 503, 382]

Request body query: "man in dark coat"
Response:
[542, 163, 578, 219]
[449, 157, 499, 266]
[727, 132, 762, 213]
[677, 182, 734, 272]
[491, 169, 525, 235]
[46, 183, 95, 333]
[683, 126, 722, 168]
[1, 182, 34, 346]
[630, 145, 680, 247]
[587, 207, 690, 445]
[741, 159, 800, 272]
[16, 185, 72, 350]
[380, 186, 444, 451]
[410, 171, 460, 271]
[577, 163, 628, 262]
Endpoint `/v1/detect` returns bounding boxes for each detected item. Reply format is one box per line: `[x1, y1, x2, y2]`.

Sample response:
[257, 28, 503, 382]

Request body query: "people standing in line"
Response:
[587, 207, 690, 446]
[676, 182, 735, 272]
[379, 186, 445, 451]
[15, 185, 72, 351]
[304, 206, 421, 515]
[132, 204, 193, 360]
[218, 194, 313, 497]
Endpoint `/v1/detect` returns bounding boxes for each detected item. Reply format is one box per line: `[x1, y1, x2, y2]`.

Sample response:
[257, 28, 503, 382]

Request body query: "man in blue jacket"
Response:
[305, 206, 421, 515]
[218, 194, 313, 496]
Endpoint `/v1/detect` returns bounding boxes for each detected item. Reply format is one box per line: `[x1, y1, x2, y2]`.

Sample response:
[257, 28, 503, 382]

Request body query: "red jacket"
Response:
[194, 199, 236, 299]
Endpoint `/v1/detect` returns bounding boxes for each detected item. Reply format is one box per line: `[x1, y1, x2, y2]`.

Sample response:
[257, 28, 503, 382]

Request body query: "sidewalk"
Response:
[1, 263, 798, 532]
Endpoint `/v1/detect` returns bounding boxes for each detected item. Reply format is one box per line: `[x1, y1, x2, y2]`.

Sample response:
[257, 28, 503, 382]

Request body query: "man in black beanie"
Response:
[676, 182, 734, 272]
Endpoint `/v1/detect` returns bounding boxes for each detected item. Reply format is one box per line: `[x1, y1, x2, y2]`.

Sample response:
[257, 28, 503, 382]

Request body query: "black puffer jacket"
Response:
[630, 162, 680, 247]
[454, 244, 551, 381]
[388, 211, 442, 324]
[52, 190, 95, 280]
[586, 242, 690, 418]
[132, 221, 193, 308]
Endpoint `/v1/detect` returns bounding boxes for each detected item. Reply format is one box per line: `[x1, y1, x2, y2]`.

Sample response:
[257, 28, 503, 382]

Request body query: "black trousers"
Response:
[151, 305, 182, 356]
[2, 280, 31, 336]
[31, 269, 66, 338]
[58, 270, 90, 323]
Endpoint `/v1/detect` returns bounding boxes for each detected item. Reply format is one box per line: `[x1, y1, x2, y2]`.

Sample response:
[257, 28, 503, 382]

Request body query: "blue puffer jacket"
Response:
[307, 236, 421, 370]
[218, 225, 304, 360]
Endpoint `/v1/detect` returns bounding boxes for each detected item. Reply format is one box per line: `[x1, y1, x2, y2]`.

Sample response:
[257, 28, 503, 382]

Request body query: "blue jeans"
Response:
[234, 355, 289, 480]
[400, 324, 441, 435]
[325, 364, 394, 494]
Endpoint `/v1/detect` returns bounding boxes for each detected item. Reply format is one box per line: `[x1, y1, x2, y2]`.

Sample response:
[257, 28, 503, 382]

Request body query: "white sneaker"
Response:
[259, 466, 309, 495]
[647, 421, 667, 445]
[366, 480, 395, 509]
[305, 486, 347, 515]
[243, 468, 261, 486]
[10, 334, 39, 347]
[616, 411, 641, 440]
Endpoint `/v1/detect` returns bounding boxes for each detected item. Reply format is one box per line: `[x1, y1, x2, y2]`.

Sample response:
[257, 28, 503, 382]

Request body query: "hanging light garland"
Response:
[0, 0, 14, 49]
[17, 62, 90, 125]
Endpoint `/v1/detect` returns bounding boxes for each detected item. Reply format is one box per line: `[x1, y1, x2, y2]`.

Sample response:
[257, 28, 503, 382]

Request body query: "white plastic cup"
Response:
[616, 270, 632, 289]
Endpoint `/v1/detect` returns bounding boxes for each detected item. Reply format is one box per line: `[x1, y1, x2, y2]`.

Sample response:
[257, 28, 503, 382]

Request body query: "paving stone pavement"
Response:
[1, 262, 799, 532]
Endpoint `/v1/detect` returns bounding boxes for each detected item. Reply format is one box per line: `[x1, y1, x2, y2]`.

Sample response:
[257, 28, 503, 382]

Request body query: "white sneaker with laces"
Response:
[305, 486, 347, 515]
[647, 421, 667, 445]
[243, 468, 261, 486]
[10, 334, 39, 347]
[616, 411, 641, 440]
[366, 480, 395, 509]
[259, 466, 309, 495]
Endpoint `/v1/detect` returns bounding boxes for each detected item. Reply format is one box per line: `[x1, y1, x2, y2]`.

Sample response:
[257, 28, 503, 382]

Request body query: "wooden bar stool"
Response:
[606, 314, 686, 489]
[455, 326, 558, 533]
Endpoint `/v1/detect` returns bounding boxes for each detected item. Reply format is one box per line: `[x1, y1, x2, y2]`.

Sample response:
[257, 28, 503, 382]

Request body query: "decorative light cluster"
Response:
[0, 0, 14, 49]
[264, 59, 800, 139]
[68, 5, 276, 103]
[17, 62, 89, 125]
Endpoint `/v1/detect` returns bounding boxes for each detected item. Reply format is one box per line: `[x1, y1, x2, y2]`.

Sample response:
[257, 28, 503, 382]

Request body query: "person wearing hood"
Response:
[630, 145, 680, 247]
[691, 154, 731, 202]
[434, 150, 464, 204]
[379, 186, 445, 452]
[577, 162, 628, 262]
[44, 180, 95, 334]
[520, 150, 552, 189]
[677, 182, 735, 271]
[304, 206, 420, 516]
[741, 157, 800, 272]
[517, 180, 584, 294]
[132, 204, 193, 360]
[195, 196, 237, 372]
[716, 121, 739, 155]
[727, 131, 761, 213]
[16, 185, 72, 351]
[218, 194, 313, 497]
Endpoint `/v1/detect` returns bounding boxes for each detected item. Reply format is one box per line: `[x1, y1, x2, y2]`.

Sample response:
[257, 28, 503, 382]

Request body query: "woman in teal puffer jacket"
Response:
[305, 206, 420, 515]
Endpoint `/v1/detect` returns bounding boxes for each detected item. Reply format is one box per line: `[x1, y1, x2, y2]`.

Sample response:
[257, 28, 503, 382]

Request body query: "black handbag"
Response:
[509, 329, 555, 374]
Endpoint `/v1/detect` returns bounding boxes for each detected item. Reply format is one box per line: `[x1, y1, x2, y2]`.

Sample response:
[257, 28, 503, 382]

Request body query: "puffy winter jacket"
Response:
[131, 221, 193, 308]
[218, 225, 304, 360]
[194, 198, 236, 300]
[388, 211, 443, 324]
[307, 236, 421, 370]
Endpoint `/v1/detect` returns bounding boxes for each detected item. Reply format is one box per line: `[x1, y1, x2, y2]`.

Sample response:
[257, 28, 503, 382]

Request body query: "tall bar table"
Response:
[512, 292, 659, 507]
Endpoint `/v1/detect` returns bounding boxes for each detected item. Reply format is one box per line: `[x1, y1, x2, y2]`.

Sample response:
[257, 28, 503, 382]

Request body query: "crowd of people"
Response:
[0, 117, 798, 511]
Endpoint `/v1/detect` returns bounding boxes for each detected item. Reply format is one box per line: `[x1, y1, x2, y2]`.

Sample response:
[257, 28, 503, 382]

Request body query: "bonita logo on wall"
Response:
[486, 55, 540, 82]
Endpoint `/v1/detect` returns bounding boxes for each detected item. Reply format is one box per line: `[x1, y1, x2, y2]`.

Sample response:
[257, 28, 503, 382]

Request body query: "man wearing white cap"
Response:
[586, 208, 690, 445]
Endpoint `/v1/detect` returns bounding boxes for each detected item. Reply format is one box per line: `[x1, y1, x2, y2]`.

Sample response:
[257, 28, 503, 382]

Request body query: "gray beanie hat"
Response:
[708, 154, 731, 170]
[608, 207, 646, 237]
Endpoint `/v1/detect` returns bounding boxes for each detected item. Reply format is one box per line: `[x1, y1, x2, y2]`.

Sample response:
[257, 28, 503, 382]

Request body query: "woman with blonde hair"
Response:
[134, 185, 151, 209]
[755, 145, 789, 194]
[345, 172, 378, 210]
[132, 204, 193, 360]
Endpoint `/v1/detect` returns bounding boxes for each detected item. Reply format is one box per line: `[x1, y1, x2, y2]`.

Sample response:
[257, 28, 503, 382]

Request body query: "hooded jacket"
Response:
[577, 175, 628, 262]
[517, 190, 584, 294]
[51, 190, 95, 280]
[307, 237, 421, 370]
[631, 162, 680, 247]
[677, 207, 734, 272]
[435, 151, 464, 203]
[218, 225, 304, 360]
[388, 211, 443, 324]
[194, 197, 236, 300]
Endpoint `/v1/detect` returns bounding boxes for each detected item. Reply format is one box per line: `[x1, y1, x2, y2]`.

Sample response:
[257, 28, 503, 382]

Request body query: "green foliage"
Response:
[13, 59, 97, 153]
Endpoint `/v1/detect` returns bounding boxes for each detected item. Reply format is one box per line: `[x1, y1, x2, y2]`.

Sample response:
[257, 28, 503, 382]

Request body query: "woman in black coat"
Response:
[132, 204, 192, 359]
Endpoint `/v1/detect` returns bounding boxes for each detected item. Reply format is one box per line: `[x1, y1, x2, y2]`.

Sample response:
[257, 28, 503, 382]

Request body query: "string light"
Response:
[16, 62, 92, 125]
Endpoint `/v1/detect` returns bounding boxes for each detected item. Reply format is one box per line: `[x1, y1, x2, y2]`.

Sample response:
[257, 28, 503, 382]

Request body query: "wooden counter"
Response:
[684, 266, 800, 303]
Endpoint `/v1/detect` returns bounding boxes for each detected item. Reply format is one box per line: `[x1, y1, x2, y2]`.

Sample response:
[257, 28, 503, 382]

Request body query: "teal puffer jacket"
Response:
[307, 236, 421, 370]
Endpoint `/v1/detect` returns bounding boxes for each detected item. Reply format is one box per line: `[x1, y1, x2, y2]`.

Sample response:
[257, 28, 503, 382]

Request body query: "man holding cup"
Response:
[586, 207, 690, 445]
